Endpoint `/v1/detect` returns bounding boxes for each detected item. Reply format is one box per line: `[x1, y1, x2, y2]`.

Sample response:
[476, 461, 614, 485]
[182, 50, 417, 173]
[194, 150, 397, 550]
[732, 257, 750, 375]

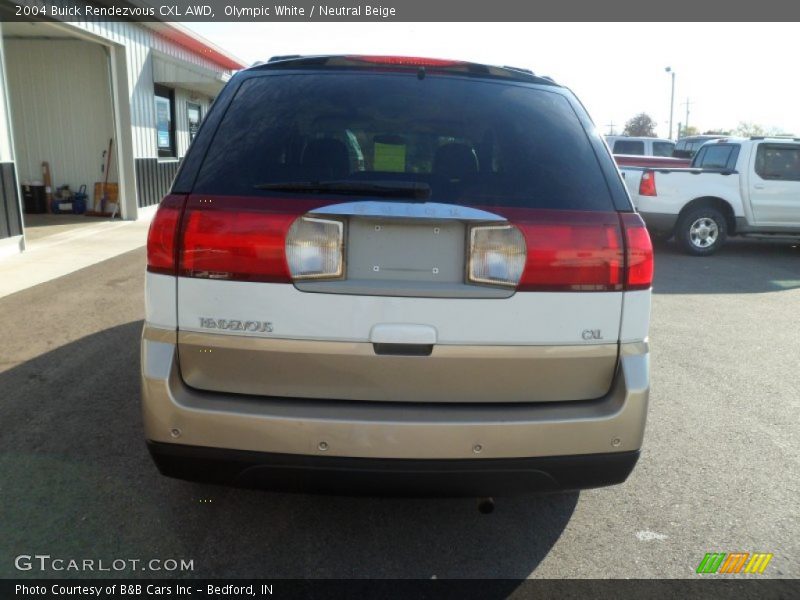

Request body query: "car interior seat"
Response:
[301, 138, 351, 180]
[434, 143, 479, 183]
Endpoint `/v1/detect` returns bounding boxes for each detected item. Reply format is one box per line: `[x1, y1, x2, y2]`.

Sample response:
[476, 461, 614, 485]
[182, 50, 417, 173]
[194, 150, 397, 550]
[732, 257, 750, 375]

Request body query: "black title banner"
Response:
[2, 0, 800, 22]
[3, 579, 800, 599]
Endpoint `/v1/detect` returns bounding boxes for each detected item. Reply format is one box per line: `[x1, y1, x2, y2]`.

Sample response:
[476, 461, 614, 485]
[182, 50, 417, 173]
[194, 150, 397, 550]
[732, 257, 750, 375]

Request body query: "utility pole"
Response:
[665, 67, 675, 140]
[606, 121, 617, 136]
[682, 98, 693, 135]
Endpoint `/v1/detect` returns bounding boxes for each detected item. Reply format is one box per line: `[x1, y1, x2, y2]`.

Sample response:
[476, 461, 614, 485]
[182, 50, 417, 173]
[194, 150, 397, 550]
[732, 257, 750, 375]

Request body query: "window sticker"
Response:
[374, 142, 406, 172]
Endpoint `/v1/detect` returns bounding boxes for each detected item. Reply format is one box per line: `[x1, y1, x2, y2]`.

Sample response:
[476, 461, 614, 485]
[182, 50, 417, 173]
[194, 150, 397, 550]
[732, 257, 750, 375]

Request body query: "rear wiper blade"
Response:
[253, 180, 431, 200]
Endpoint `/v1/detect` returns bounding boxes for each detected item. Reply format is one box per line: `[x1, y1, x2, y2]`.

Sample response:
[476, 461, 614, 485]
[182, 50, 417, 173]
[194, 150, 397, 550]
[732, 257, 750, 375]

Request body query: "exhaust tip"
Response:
[477, 497, 495, 514]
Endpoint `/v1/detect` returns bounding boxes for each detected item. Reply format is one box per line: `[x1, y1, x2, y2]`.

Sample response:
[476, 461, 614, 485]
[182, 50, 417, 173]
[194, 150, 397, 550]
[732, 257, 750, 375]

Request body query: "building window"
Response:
[155, 85, 176, 158]
[187, 103, 202, 144]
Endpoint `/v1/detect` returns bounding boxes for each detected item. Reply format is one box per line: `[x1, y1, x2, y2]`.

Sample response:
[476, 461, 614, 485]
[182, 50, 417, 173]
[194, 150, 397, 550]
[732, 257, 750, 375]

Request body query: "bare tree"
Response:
[733, 122, 784, 137]
[623, 113, 658, 137]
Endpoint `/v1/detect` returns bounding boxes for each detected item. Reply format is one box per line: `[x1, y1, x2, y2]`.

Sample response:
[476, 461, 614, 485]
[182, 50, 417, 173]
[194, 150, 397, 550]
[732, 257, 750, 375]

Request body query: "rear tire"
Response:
[675, 206, 727, 256]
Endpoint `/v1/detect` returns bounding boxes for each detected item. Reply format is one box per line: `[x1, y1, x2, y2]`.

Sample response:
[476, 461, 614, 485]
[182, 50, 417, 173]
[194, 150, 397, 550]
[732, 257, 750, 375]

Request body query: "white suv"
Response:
[606, 135, 675, 157]
[142, 56, 653, 495]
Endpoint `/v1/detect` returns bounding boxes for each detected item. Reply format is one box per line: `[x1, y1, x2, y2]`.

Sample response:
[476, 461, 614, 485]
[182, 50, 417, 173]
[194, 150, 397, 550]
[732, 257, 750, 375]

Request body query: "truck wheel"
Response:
[676, 207, 727, 256]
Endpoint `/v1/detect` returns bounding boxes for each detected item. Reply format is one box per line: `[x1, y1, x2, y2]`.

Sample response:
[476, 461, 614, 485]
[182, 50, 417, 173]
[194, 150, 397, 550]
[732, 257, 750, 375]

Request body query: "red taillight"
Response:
[639, 170, 657, 196]
[164, 197, 654, 293]
[146, 194, 186, 276]
[495, 210, 653, 292]
[176, 196, 343, 284]
[620, 213, 654, 291]
[346, 55, 465, 67]
[178, 197, 313, 283]
[501, 210, 625, 292]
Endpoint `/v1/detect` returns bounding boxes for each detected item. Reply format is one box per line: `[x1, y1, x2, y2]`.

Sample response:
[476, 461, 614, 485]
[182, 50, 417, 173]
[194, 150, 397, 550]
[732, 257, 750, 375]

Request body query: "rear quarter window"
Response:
[613, 140, 645, 155]
[653, 142, 675, 157]
[692, 144, 739, 170]
[193, 72, 615, 211]
[755, 144, 800, 181]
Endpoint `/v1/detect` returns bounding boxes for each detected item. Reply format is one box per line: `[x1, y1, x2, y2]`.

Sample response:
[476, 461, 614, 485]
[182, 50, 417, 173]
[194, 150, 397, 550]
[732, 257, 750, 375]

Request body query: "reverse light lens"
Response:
[468, 225, 527, 287]
[286, 217, 344, 280]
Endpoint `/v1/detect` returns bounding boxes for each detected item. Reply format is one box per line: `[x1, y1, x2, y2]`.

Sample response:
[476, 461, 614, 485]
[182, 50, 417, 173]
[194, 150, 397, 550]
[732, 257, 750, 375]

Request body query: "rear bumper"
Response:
[148, 442, 640, 496]
[142, 329, 649, 493]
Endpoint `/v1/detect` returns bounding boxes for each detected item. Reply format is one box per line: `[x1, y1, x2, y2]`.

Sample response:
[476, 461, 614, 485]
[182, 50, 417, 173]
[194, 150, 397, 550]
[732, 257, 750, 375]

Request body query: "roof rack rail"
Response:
[750, 135, 800, 141]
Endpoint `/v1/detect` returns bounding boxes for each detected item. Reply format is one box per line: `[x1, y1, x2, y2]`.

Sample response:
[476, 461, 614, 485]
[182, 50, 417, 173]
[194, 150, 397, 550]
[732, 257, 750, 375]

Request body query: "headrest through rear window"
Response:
[302, 138, 350, 179]
[434, 143, 478, 182]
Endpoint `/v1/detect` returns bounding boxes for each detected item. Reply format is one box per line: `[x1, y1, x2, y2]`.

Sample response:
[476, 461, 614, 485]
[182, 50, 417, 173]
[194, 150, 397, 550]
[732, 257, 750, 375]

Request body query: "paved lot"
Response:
[0, 213, 151, 299]
[0, 238, 798, 579]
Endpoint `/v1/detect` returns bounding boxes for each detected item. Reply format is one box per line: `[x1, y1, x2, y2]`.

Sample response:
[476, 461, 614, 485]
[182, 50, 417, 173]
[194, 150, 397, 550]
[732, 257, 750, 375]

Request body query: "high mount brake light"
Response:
[345, 55, 466, 67]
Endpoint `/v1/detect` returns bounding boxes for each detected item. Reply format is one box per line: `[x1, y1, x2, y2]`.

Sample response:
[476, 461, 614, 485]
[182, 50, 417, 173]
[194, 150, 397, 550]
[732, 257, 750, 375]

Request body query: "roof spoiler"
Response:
[250, 55, 558, 86]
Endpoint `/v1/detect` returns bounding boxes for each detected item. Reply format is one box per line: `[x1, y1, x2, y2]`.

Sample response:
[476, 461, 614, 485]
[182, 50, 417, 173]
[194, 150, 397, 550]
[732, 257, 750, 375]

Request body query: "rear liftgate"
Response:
[163, 197, 649, 403]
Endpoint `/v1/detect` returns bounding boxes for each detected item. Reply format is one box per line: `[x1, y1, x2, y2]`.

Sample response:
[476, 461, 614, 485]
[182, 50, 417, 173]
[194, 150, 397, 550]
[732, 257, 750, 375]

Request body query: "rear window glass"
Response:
[613, 140, 645, 155]
[693, 144, 738, 169]
[676, 138, 721, 156]
[653, 141, 675, 157]
[193, 73, 614, 210]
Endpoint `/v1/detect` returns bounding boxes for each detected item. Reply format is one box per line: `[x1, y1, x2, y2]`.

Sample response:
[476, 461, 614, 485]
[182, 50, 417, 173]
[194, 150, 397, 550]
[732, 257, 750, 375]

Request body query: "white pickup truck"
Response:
[620, 137, 800, 255]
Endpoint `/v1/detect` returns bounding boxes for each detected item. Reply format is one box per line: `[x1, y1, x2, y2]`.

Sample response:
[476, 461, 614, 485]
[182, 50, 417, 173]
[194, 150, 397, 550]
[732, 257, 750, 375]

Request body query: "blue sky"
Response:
[184, 22, 800, 138]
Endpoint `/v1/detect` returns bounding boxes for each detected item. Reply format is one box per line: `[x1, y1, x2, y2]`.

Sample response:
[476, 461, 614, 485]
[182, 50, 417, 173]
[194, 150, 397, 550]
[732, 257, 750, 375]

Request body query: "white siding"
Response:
[0, 15, 236, 223]
[63, 20, 231, 159]
[5, 39, 116, 192]
[0, 34, 14, 163]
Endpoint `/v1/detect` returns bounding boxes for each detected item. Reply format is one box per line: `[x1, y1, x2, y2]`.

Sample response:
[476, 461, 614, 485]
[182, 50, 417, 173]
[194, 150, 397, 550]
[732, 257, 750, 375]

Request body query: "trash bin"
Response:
[72, 185, 88, 214]
[22, 182, 47, 214]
